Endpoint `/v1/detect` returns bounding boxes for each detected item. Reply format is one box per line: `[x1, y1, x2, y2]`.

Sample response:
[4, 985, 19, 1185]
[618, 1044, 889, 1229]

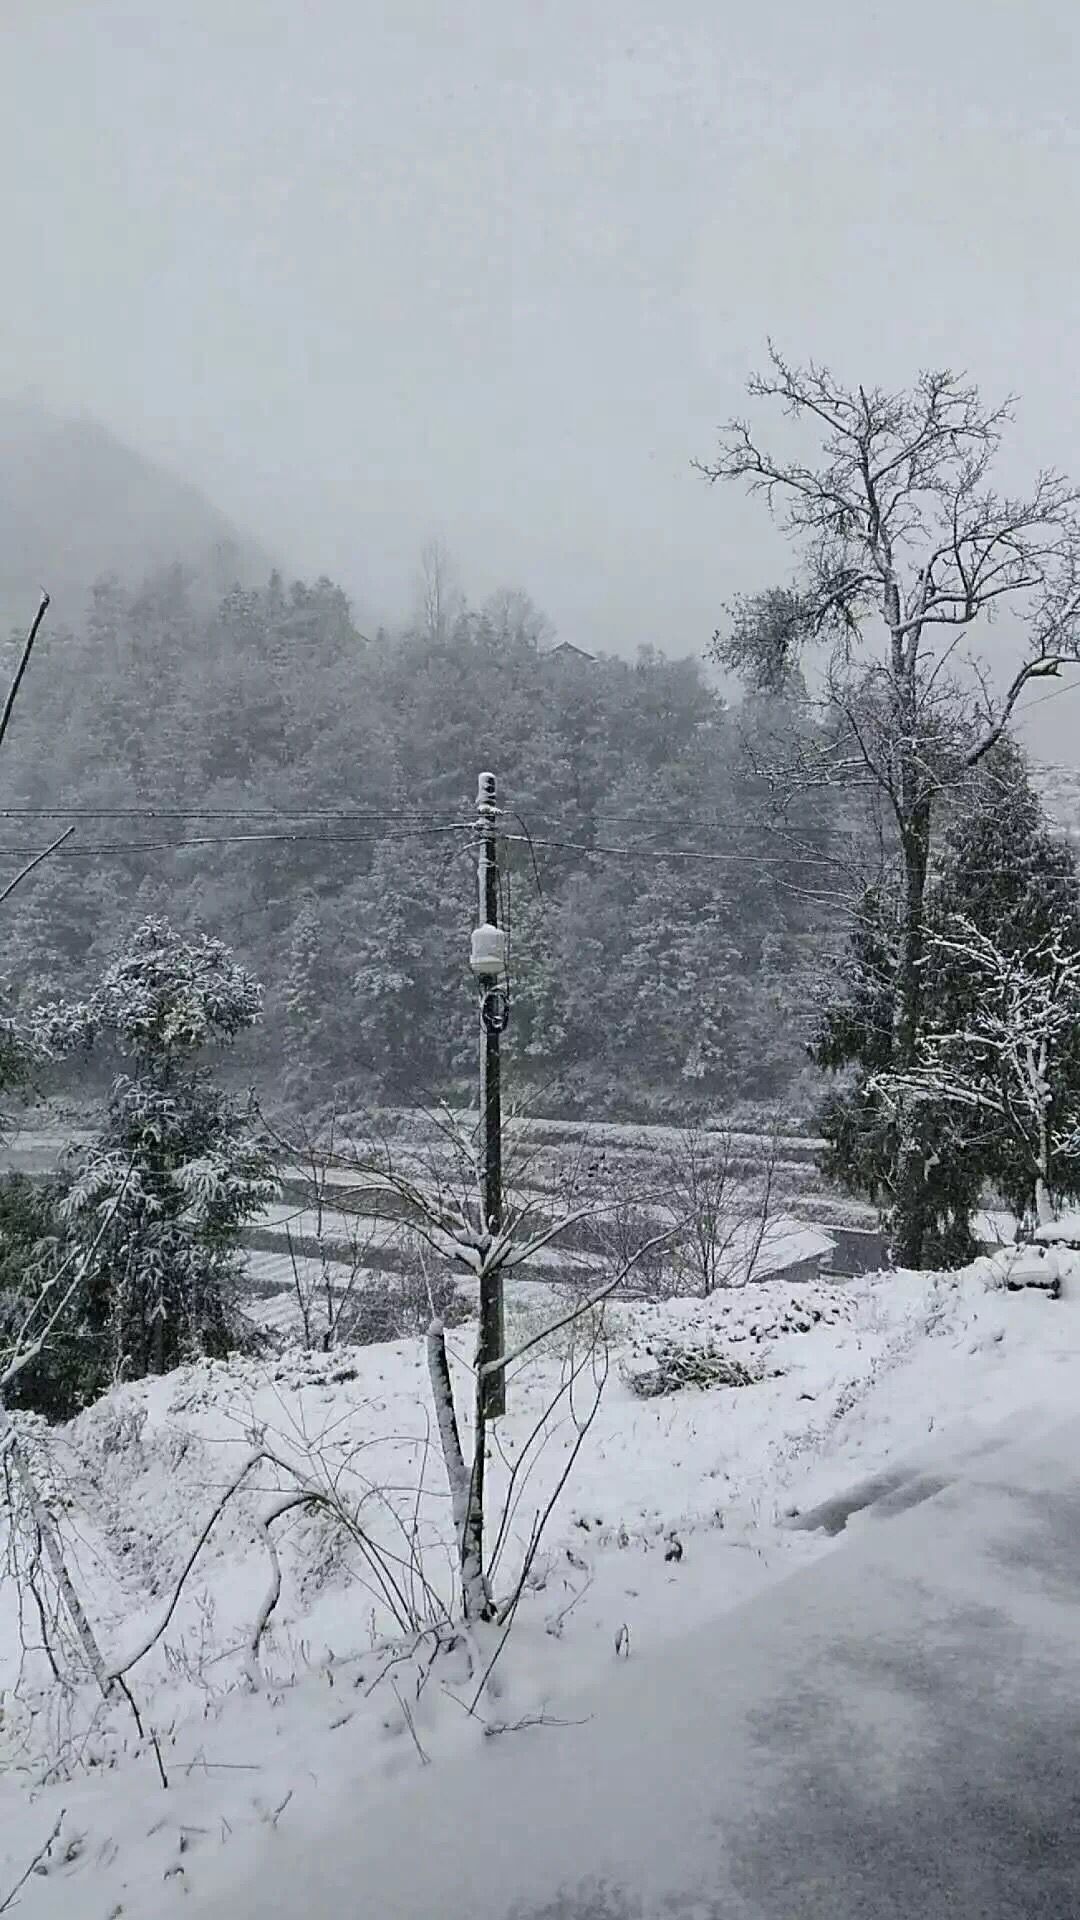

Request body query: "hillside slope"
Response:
[0, 397, 271, 631]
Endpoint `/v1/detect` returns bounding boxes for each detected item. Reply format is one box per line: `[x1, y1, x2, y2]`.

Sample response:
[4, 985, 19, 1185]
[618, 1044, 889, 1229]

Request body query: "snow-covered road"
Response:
[199, 1409, 1080, 1919]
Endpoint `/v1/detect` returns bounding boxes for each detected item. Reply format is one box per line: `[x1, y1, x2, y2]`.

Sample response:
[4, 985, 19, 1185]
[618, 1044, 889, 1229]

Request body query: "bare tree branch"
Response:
[0, 592, 49, 760]
[0, 826, 76, 908]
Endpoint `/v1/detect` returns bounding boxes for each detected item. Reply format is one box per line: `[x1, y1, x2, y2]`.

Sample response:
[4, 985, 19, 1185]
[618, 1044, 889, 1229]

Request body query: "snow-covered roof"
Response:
[1034, 1214, 1080, 1245]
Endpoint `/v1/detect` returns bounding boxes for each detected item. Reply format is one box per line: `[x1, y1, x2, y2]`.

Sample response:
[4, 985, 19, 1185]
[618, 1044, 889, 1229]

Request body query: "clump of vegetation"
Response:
[622, 1336, 762, 1399]
[337, 1268, 471, 1347]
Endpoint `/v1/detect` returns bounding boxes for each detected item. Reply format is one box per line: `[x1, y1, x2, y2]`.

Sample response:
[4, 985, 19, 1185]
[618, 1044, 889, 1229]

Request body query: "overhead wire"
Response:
[0, 823, 1058, 883]
[1015, 675, 1080, 716]
[0, 823, 474, 859]
[502, 832, 842, 869]
[0, 805, 471, 823]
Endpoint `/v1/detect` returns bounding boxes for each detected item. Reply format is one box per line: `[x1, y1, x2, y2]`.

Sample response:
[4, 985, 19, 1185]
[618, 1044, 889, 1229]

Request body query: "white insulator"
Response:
[470, 923, 507, 976]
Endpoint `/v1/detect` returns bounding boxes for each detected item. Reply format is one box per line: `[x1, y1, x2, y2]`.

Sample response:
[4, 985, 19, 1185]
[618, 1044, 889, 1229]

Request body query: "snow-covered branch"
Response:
[871, 915, 1080, 1221]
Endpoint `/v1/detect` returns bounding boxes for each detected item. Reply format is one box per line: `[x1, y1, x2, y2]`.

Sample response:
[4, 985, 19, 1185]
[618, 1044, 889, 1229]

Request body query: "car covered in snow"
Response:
[987, 1217, 1080, 1297]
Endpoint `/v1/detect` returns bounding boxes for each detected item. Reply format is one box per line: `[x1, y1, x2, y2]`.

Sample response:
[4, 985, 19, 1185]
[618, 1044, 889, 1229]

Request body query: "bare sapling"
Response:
[663, 1122, 782, 1295]
[265, 1105, 680, 1627]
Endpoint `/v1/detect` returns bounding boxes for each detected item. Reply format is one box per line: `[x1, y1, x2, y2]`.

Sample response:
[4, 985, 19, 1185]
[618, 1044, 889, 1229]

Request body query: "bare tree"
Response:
[663, 1124, 781, 1296]
[872, 918, 1080, 1230]
[274, 1108, 405, 1348]
[416, 538, 463, 643]
[700, 348, 1080, 1261]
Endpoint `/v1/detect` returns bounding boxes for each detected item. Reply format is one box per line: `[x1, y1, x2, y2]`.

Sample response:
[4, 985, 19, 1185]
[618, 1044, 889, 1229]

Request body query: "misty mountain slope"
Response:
[0, 398, 272, 629]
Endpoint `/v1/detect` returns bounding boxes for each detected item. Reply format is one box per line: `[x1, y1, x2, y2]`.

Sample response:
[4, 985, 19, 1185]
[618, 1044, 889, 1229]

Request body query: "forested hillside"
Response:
[0, 567, 842, 1121]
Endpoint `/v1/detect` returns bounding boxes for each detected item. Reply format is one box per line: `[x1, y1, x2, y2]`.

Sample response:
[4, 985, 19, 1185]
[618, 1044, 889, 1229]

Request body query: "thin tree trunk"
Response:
[1, 1410, 112, 1699]
[892, 792, 933, 1267]
[1033, 1037, 1055, 1226]
[426, 1323, 493, 1622]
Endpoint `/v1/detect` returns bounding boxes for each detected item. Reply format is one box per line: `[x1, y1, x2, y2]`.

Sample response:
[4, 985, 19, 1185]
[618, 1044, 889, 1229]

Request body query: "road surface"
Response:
[192, 1409, 1080, 1918]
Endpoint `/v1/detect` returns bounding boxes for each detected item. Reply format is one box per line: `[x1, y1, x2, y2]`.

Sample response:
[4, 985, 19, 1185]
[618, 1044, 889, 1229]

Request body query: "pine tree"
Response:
[350, 838, 474, 1100]
[919, 739, 1080, 1219]
[812, 741, 1080, 1261]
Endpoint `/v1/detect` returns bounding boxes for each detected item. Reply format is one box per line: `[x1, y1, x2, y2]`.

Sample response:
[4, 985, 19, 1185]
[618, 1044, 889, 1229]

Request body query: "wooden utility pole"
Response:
[473, 770, 507, 1417]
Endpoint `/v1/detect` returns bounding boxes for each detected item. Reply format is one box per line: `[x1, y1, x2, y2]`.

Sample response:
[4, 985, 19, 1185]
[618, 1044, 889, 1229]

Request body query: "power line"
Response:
[0, 824, 474, 859]
[0, 825, 1056, 879]
[1016, 675, 1080, 716]
[0, 808, 1071, 881]
[503, 833, 840, 869]
[0, 806, 469, 824]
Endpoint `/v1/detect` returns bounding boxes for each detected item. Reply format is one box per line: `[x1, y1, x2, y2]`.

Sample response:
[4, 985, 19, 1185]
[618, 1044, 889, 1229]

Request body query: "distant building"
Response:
[549, 640, 595, 663]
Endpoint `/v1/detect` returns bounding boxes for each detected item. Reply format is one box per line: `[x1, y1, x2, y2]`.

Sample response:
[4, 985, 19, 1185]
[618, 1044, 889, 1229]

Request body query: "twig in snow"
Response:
[246, 1491, 311, 1685]
[107, 1451, 264, 1681]
[482, 1711, 589, 1738]
[259, 1789, 293, 1828]
[391, 1680, 430, 1765]
[495, 1341, 609, 1637]
[0, 1809, 65, 1912]
[546, 1571, 594, 1640]
[114, 1673, 169, 1790]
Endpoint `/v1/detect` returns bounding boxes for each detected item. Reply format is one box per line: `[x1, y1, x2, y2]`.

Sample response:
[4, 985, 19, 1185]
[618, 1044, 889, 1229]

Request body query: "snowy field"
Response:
[0, 1259, 1075, 1916]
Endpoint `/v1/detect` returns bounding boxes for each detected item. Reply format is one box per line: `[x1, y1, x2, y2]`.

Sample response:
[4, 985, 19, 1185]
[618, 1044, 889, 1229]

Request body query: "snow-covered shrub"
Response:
[0, 1173, 93, 1421]
[622, 1336, 761, 1398]
[338, 1268, 470, 1347]
[504, 1289, 625, 1368]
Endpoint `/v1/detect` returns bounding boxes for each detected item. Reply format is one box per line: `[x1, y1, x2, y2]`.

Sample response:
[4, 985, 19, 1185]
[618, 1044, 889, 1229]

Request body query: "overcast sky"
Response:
[3, 0, 1080, 750]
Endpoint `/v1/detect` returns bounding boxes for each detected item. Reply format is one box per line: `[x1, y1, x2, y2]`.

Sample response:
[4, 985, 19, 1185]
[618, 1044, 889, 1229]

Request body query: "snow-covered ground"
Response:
[0, 1258, 1076, 1917]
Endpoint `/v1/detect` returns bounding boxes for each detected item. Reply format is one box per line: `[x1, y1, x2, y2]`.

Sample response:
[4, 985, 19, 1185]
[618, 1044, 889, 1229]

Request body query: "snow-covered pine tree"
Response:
[812, 880, 984, 1266]
[36, 917, 278, 1381]
[875, 918, 1080, 1229]
[811, 740, 1080, 1261]
[915, 740, 1080, 1222]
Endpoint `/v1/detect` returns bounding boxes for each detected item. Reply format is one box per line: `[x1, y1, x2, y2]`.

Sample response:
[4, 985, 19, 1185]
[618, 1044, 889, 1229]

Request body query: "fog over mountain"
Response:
[4, 0, 1080, 768]
[0, 398, 273, 636]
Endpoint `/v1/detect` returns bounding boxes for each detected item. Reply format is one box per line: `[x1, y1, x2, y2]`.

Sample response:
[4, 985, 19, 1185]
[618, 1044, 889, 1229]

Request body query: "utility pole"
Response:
[471, 770, 508, 1417]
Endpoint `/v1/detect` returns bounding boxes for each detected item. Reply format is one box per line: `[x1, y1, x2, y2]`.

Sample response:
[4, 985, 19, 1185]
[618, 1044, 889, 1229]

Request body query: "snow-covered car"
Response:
[988, 1225, 1077, 1298]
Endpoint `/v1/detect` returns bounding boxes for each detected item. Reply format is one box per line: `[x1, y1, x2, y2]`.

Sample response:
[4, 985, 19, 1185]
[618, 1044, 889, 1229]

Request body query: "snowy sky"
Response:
[3, 0, 1080, 747]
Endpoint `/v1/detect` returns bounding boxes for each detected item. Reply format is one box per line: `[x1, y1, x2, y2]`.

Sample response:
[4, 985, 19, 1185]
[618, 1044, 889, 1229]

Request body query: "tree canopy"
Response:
[0, 567, 840, 1122]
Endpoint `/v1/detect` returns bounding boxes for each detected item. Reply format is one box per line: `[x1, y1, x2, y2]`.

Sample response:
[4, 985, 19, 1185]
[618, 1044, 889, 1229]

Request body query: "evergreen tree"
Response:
[920, 739, 1080, 1218]
[350, 839, 474, 1100]
[812, 881, 984, 1266]
[0, 555, 853, 1123]
[812, 741, 1080, 1261]
[0, 1173, 97, 1422]
[36, 918, 278, 1380]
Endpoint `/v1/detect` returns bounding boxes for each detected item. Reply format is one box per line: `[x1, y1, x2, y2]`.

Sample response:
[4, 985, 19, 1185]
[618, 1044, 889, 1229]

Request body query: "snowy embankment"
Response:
[0, 1260, 1075, 1916]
